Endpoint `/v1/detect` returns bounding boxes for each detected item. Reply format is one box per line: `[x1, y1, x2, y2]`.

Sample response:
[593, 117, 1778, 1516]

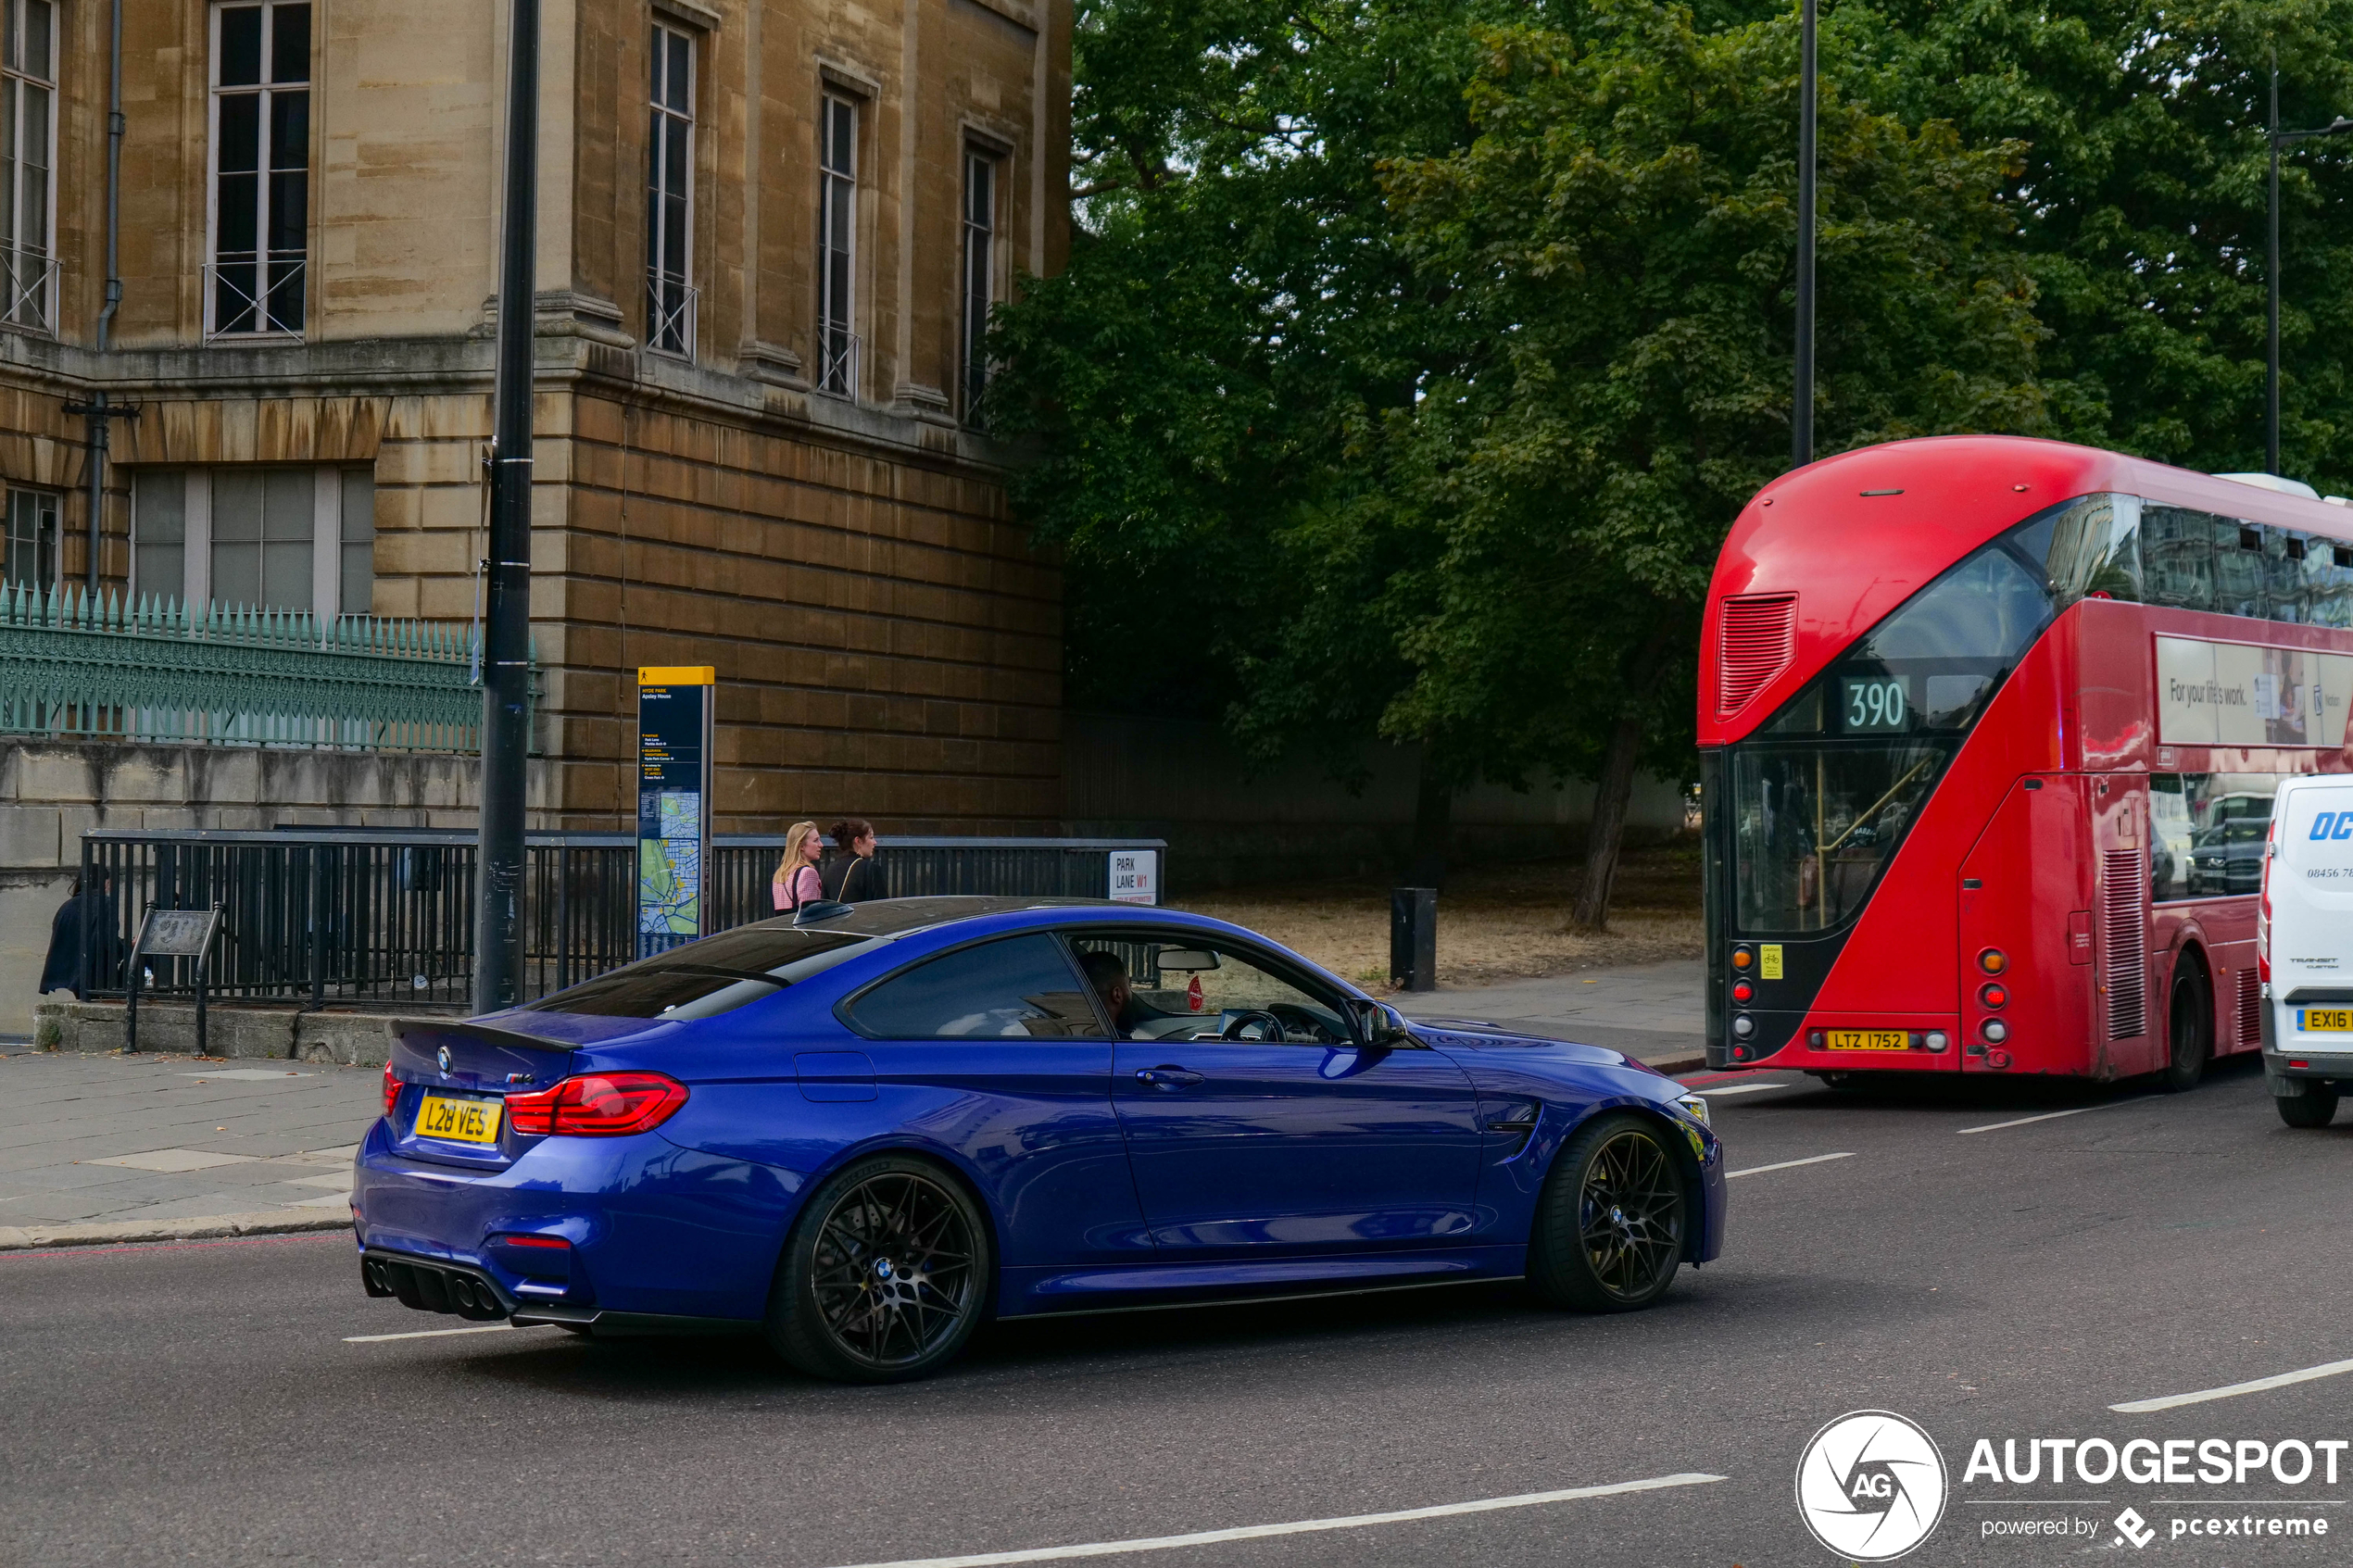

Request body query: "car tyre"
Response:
[766, 1153, 992, 1384]
[2276, 1081, 2341, 1129]
[1528, 1112, 1688, 1313]
[2162, 960, 2211, 1094]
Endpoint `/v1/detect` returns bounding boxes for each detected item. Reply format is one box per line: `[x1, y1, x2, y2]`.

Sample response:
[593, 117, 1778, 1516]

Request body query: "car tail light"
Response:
[507, 1073, 689, 1137]
[1979, 983, 2008, 1010]
[1978, 948, 2007, 974]
[496, 1234, 571, 1250]
[382, 1060, 400, 1118]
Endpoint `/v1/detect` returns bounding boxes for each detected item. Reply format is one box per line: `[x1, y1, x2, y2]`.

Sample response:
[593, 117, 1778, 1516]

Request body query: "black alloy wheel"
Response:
[1529, 1112, 1688, 1312]
[766, 1155, 991, 1383]
[2162, 960, 2211, 1094]
[2275, 1080, 2341, 1129]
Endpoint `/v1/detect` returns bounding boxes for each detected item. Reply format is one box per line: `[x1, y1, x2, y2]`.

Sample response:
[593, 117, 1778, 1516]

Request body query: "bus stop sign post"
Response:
[635, 667, 714, 958]
[125, 906, 223, 1056]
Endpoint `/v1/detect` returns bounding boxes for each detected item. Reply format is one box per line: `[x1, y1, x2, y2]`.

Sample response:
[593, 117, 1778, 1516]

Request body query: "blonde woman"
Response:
[773, 822, 825, 912]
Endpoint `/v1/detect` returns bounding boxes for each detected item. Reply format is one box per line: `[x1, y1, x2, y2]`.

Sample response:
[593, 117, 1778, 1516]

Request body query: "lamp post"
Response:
[1793, 0, 1817, 470]
[475, 0, 539, 1013]
[2267, 57, 2353, 477]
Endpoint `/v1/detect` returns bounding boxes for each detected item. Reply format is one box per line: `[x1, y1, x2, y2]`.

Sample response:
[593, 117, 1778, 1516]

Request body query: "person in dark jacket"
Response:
[822, 819, 885, 903]
[39, 872, 119, 1000]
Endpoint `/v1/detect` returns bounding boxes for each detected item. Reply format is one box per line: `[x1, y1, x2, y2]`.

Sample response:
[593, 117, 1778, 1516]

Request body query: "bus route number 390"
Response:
[1841, 677, 1908, 734]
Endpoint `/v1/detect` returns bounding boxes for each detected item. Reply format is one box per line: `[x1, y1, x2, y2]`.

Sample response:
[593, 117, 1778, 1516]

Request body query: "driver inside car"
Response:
[1077, 949, 1173, 1038]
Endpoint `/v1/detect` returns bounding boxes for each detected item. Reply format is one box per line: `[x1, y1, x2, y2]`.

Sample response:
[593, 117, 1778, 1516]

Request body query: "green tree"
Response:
[995, 0, 2054, 921]
[1376, 5, 2049, 922]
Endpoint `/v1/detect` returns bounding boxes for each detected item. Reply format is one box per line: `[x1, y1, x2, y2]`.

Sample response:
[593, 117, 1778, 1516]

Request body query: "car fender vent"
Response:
[1717, 594, 1797, 718]
[2100, 848, 2147, 1040]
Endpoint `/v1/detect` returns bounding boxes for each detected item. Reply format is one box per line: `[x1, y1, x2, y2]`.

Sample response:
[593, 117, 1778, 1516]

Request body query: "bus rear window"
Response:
[1730, 742, 1951, 933]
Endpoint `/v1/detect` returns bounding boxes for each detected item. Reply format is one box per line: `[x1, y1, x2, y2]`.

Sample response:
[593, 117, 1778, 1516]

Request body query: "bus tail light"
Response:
[1985, 1048, 2013, 1070]
[1731, 946, 1755, 972]
[1731, 980, 1754, 1003]
[1981, 1019, 2009, 1044]
[1978, 948, 2007, 974]
[1979, 983, 2008, 1010]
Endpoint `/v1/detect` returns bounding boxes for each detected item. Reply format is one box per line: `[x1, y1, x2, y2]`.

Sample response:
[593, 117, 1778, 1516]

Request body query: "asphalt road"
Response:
[6, 1058, 2350, 1568]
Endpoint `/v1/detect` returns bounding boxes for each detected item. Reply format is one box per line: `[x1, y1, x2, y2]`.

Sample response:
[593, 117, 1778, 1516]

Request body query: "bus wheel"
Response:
[1806, 1071, 1862, 1092]
[2162, 961, 2210, 1093]
[2276, 1082, 2340, 1129]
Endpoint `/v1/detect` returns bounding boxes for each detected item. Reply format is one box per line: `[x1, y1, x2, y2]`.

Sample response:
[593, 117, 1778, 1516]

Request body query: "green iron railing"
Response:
[0, 583, 510, 753]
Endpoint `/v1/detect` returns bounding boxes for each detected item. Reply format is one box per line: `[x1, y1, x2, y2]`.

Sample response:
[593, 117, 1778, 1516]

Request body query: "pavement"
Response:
[3, 1056, 2336, 1566]
[1407, 959, 1705, 1066]
[0, 1047, 372, 1246]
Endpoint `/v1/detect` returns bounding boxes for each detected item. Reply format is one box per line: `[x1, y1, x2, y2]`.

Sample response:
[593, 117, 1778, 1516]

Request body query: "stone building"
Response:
[0, 0, 1071, 834]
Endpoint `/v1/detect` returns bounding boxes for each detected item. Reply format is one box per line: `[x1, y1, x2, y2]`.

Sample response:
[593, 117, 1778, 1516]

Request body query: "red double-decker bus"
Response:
[1701, 434, 2353, 1085]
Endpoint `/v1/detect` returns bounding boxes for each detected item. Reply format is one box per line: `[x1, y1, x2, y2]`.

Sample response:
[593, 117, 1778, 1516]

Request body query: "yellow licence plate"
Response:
[1825, 1029, 1910, 1052]
[415, 1094, 502, 1146]
[2298, 1010, 2353, 1033]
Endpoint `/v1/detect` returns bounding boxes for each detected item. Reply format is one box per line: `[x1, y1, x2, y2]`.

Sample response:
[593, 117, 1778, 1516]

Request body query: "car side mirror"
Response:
[1349, 998, 1416, 1048]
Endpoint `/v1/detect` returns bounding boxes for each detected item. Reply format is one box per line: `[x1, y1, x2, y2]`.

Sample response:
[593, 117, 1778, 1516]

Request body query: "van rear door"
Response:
[2264, 779, 2353, 1050]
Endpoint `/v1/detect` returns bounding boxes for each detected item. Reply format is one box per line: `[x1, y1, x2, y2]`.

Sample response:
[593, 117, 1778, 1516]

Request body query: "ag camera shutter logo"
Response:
[1795, 1410, 1948, 1561]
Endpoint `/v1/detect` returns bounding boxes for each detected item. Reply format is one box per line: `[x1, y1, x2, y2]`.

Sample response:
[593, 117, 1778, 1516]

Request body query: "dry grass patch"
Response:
[1172, 842, 1703, 990]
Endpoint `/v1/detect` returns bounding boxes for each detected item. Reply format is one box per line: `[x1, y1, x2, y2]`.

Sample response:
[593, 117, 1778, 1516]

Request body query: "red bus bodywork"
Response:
[1701, 435, 2353, 1080]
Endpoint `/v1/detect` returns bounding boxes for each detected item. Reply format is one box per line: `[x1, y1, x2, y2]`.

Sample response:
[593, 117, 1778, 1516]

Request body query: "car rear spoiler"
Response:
[391, 1018, 579, 1055]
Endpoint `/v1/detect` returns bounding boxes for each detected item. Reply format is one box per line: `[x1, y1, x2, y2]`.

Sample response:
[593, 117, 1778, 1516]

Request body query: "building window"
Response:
[208, 2, 310, 338]
[817, 93, 859, 397]
[132, 467, 374, 616]
[645, 23, 695, 358]
[1, 0, 56, 334]
[961, 149, 999, 423]
[4, 485, 57, 587]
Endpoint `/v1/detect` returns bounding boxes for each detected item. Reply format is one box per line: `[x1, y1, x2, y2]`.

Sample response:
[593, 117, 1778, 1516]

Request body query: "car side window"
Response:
[845, 934, 1111, 1040]
[1066, 934, 1351, 1044]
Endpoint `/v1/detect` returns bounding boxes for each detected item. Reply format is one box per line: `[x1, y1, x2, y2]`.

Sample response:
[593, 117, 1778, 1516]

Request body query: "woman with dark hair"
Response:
[823, 819, 884, 903]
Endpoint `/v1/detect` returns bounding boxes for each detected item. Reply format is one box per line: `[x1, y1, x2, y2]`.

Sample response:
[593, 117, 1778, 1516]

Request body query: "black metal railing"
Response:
[74, 830, 1165, 1010]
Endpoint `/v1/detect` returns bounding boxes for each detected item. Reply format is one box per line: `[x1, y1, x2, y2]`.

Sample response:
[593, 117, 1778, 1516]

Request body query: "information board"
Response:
[136, 907, 220, 958]
[636, 667, 714, 957]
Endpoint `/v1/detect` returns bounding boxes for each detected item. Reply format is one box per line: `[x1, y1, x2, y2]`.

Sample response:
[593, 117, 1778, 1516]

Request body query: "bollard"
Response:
[1390, 887, 1437, 992]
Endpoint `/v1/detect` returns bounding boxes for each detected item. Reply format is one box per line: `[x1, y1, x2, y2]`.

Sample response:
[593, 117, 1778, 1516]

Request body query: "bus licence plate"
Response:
[2298, 1009, 2353, 1033]
[1825, 1030, 1909, 1051]
[415, 1094, 502, 1146]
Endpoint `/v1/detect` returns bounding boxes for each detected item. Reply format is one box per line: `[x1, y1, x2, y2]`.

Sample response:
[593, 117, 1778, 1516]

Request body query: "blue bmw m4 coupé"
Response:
[354, 897, 1726, 1381]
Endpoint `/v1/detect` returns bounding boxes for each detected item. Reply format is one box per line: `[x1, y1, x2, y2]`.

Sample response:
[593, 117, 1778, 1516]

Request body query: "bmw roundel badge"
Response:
[436, 1046, 452, 1075]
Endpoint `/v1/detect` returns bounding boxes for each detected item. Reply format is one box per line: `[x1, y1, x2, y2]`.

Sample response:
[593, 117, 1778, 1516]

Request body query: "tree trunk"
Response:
[1405, 760, 1452, 889]
[1570, 712, 1644, 931]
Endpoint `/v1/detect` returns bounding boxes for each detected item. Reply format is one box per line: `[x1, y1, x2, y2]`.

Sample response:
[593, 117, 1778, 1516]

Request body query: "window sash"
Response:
[4, 485, 57, 587]
[817, 94, 859, 395]
[961, 152, 997, 421]
[645, 25, 696, 356]
[0, 0, 54, 331]
[209, 2, 310, 336]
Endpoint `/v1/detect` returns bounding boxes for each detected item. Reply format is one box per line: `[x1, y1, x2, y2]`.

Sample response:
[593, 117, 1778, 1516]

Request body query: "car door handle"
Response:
[1134, 1066, 1204, 1089]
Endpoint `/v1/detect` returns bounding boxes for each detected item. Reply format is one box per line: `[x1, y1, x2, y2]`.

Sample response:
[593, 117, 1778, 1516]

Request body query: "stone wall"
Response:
[0, 738, 547, 1038]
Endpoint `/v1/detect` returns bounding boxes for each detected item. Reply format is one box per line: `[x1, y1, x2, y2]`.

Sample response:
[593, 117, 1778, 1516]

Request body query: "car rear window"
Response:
[523, 929, 880, 1020]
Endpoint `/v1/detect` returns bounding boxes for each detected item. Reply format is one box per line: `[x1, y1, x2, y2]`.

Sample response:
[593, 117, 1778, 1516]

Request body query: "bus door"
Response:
[1959, 775, 2095, 1074]
[2090, 776, 2161, 1078]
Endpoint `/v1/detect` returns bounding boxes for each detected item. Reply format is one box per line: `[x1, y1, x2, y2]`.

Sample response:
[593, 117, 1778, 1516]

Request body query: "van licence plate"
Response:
[2298, 1009, 2353, 1033]
[415, 1094, 502, 1146]
[1825, 1030, 1909, 1051]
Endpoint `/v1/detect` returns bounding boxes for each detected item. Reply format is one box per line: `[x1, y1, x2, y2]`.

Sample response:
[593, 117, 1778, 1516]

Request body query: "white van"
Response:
[2260, 774, 2353, 1127]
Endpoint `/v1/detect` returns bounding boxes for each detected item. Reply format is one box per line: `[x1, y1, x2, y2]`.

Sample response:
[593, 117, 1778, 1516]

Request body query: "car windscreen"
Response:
[522, 929, 883, 1020]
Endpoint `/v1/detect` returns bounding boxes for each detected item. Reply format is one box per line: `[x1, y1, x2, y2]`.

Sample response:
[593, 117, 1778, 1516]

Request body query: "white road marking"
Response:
[176, 1070, 312, 1081]
[1694, 1082, 1796, 1098]
[343, 1323, 522, 1344]
[818, 1473, 1729, 1568]
[1957, 1103, 2123, 1135]
[88, 1148, 260, 1173]
[2111, 1357, 2353, 1413]
[1726, 1152, 1855, 1179]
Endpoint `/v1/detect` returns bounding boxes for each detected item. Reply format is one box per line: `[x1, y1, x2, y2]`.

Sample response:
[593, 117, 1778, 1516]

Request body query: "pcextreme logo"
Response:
[1796, 1410, 1950, 1561]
